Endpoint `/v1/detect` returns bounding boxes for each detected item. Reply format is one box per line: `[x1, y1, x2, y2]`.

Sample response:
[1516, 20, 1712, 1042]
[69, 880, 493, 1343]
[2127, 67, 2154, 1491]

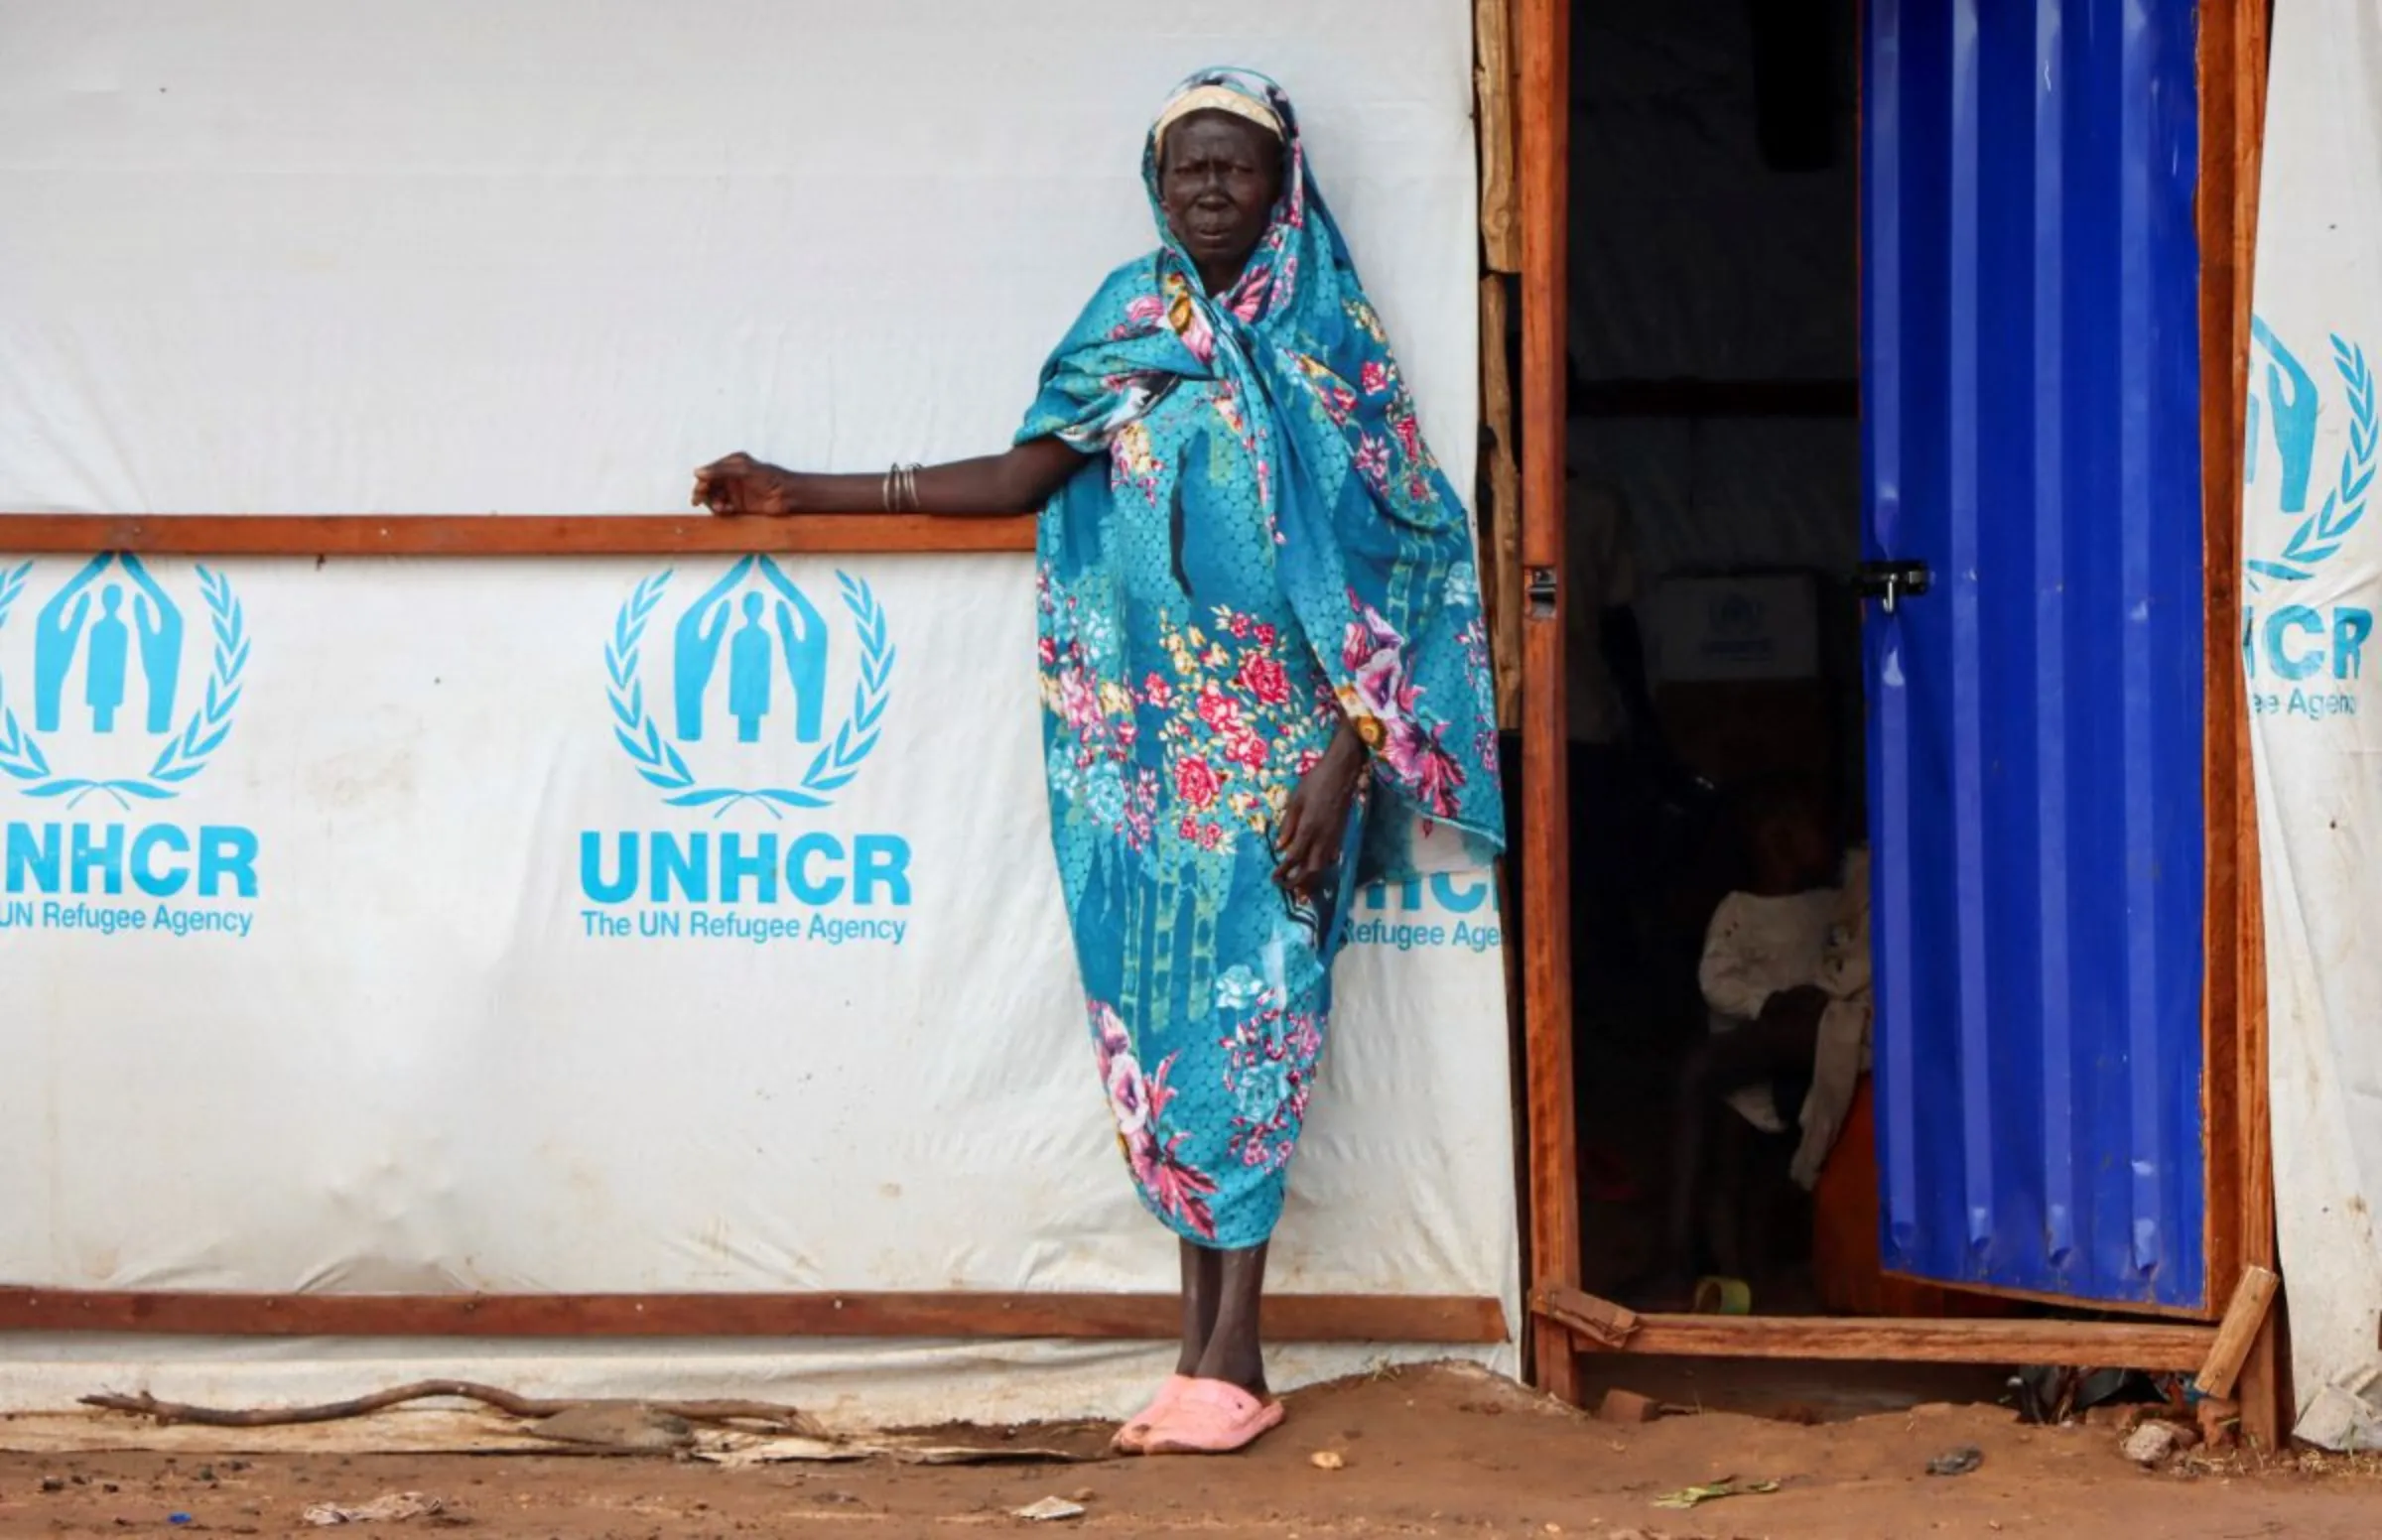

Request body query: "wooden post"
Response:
[1481, 276, 1524, 727]
[2197, 0, 2268, 1319]
[1477, 0, 1522, 273]
[2238, 1282, 2293, 1452]
[1515, 0, 1578, 1404]
[2196, 0, 2288, 1452]
[1476, 0, 1522, 721]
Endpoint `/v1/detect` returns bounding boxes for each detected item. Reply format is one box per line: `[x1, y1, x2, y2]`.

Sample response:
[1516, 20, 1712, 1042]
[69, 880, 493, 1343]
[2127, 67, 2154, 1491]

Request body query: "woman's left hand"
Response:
[1273, 722, 1368, 897]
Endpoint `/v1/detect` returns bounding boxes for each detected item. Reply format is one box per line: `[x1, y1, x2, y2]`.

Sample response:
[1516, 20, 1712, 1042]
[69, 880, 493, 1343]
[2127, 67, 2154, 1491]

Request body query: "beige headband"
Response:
[1153, 84, 1284, 151]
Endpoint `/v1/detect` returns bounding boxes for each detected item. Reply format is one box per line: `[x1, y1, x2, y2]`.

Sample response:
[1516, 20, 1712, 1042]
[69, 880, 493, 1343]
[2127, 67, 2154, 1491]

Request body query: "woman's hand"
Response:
[692, 452, 806, 517]
[1273, 721, 1369, 897]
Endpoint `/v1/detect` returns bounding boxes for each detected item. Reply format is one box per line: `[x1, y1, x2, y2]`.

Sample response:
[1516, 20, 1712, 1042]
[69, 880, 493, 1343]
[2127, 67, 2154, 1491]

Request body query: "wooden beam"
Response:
[1481, 276, 1524, 728]
[0, 1289, 1508, 1345]
[2198, 0, 2288, 1450]
[1585, 1315, 2216, 1371]
[2229, 0, 2275, 1278]
[2194, 1264, 2280, 1399]
[2239, 1280, 2294, 1452]
[1515, 0, 1579, 1407]
[1476, 0, 1521, 272]
[2198, 0, 2257, 1324]
[0, 514, 1035, 558]
[1535, 1287, 2215, 1371]
[2231, 0, 2288, 1454]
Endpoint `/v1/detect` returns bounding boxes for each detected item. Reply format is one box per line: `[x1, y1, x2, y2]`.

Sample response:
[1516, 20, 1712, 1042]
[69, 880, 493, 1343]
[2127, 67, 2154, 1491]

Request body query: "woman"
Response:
[693, 68, 1502, 1455]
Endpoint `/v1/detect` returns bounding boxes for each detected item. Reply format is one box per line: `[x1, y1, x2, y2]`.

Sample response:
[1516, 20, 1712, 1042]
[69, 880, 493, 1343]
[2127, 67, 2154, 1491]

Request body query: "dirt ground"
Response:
[3, 1363, 2375, 1540]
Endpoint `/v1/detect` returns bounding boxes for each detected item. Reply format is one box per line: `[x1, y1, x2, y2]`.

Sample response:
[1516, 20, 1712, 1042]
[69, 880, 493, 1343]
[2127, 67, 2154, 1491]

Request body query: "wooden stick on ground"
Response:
[2195, 1265, 2281, 1400]
[79, 1382, 820, 1433]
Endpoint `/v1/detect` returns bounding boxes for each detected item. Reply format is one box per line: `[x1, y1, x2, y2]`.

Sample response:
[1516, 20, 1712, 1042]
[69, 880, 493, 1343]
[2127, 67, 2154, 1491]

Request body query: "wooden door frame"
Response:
[2196, 0, 2287, 1449]
[1513, 0, 1581, 1404]
[1516, 0, 2283, 1438]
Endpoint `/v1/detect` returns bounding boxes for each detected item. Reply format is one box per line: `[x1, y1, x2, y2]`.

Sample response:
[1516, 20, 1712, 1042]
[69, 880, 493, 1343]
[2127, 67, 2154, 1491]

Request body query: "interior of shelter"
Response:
[1529, 0, 1932, 1323]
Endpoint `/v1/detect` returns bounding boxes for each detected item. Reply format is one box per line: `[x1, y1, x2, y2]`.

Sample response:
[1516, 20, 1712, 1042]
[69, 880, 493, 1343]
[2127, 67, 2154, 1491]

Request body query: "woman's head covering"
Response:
[1019, 68, 1503, 876]
[1151, 81, 1284, 155]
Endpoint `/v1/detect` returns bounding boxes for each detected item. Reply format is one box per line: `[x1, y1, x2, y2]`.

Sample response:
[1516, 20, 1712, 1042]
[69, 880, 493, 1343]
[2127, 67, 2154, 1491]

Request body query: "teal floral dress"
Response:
[1020, 70, 1503, 1249]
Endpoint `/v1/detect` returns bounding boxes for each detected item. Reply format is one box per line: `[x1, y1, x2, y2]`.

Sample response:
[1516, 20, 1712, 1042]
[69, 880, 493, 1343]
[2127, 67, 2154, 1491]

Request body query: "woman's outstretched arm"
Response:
[693, 438, 1091, 518]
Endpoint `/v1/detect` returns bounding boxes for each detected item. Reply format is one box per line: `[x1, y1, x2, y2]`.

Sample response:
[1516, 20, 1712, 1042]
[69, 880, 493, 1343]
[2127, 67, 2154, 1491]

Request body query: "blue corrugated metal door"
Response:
[1862, 0, 2207, 1308]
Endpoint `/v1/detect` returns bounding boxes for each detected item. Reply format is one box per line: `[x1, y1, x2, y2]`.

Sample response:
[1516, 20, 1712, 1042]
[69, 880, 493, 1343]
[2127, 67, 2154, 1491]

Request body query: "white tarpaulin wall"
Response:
[2246, 0, 2382, 1453]
[0, 2, 1512, 1423]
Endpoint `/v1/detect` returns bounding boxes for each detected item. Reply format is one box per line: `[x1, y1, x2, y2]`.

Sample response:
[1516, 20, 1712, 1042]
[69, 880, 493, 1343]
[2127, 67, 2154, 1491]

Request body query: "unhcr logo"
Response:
[603, 554, 893, 810]
[0, 554, 259, 940]
[1699, 590, 1776, 669]
[579, 556, 913, 949]
[1345, 874, 1504, 955]
[2243, 320, 2377, 722]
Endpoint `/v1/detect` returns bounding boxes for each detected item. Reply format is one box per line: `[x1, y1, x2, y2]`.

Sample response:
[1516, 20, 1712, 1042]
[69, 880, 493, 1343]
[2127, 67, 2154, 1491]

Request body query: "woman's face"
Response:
[1158, 111, 1284, 282]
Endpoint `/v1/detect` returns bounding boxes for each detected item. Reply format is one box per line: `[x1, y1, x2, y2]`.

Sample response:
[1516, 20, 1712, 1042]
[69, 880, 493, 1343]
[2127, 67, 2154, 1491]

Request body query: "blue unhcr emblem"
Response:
[606, 556, 894, 814]
[0, 554, 249, 809]
[2246, 319, 2376, 586]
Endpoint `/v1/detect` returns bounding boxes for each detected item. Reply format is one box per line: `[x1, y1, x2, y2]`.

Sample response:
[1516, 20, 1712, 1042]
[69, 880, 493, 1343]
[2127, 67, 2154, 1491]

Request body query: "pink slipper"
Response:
[1111, 1374, 1194, 1454]
[1142, 1377, 1285, 1455]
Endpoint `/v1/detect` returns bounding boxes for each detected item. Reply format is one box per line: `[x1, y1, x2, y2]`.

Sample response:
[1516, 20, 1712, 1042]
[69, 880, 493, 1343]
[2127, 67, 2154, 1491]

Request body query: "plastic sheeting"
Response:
[1861, 0, 2207, 1307]
[0, 2, 1512, 1420]
[2246, 0, 2382, 1452]
[1, 1, 1477, 516]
